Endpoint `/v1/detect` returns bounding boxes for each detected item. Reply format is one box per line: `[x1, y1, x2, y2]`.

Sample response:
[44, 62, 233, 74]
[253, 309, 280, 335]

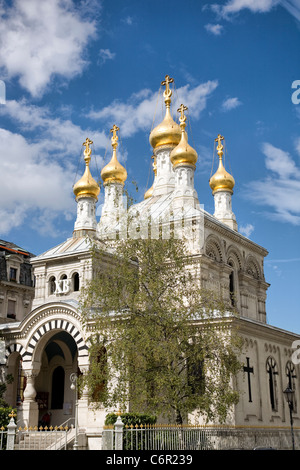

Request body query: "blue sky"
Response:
[0, 0, 299, 333]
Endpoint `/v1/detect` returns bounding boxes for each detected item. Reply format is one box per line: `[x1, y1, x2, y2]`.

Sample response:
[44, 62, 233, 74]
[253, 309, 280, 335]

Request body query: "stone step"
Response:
[16, 431, 70, 450]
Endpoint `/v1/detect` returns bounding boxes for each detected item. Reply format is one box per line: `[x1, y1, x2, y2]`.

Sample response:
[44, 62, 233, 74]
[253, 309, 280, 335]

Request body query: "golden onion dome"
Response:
[170, 104, 197, 168]
[101, 125, 127, 185]
[144, 155, 157, 199]
[149, 75, 181, 150]
[73, 138, 100, 200]
[209, 134, 235, 194]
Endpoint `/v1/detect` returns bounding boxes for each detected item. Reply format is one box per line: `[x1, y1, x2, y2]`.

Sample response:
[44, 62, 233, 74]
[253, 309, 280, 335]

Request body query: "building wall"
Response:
[0, 244, 34, 323]
[235, 319, 300, 428]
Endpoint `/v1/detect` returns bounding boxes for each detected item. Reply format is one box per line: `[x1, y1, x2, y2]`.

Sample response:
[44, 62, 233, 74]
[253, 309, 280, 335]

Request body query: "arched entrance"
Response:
[4, 304, 90, 428]
[34, 330, 79, 427]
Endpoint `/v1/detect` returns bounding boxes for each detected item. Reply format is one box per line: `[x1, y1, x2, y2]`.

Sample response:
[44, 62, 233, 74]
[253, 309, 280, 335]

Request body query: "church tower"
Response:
[73, 137, 100, 238]
[149, 75, 181, 196]
[98, 125, 127, 237]
[170, 103, 199, 209]
[209, 134, 237, 231]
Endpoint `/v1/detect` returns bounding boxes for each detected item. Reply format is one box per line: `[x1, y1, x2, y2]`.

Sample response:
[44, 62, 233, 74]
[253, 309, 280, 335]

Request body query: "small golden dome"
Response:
[101, 125, 127, 185]
[170, 104, 197, 168]
[144, 155, 157, 199]
[209, 134, 235, 194]
[149, 75, 181, 150]
[73, 138, 100, 200]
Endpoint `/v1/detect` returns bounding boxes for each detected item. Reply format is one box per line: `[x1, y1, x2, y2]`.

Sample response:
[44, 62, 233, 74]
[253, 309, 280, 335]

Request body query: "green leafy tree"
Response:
[80, 236, 242, 424]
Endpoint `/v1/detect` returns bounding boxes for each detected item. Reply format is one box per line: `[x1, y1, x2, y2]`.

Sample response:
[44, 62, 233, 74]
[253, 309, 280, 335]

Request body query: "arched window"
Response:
[51, 366, 65, 409]
[286, 360, 297, 411]
[49, 276, 56, 295]
[266, 356, 278, 411]
[73, 272, 80, 292]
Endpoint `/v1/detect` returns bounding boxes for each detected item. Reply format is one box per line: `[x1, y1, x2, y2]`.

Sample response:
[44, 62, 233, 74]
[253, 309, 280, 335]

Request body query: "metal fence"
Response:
[0, 412, 73, 450]
[102, 417, 300, 451]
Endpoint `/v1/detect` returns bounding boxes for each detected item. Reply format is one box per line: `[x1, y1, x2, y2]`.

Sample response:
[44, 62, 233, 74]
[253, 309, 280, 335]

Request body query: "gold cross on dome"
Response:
[215, 134, 224, 147]
[177, 103, 188, 124]
[82, 137, 93, 156]
[215, 134, 224, 157]
[110, 124, 120, 146]
[161, 75, 174, 99]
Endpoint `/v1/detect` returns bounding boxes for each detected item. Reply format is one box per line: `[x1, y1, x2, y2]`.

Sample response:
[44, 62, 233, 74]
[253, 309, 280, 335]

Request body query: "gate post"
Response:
[114, 414, 124, 450]
[6, 411, 17, 450]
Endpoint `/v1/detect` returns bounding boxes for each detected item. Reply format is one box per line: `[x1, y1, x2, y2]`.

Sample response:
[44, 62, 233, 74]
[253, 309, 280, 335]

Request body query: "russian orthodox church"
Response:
[0, 75, 299, 449]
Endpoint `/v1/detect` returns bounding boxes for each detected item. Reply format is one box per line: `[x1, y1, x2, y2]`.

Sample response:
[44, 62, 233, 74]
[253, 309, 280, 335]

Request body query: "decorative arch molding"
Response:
[205, 234, 223, 263]
[226, 245, 243, 270]
[4, 303, 88, 365]
[245, 255, 261, 280]
[4, 343, 27, 365]
[24, 317, 88, 363]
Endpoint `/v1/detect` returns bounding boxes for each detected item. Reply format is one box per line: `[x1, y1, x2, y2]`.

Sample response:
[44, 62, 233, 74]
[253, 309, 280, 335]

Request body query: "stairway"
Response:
[16, 428, 75, 450]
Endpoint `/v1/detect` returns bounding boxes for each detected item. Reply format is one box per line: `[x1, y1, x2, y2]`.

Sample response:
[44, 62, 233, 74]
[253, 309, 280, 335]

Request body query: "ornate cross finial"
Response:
[161, 75, 174, 103]
[110, 124, 120, 148]
[215, 134, 224, 157]
[177, 103, 188, 125]
[83, 137, 93, 157]
[9, 410, 16, 419]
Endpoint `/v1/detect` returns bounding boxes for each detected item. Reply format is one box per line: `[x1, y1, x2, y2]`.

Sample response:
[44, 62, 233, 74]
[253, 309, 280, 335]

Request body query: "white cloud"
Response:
[0, 99, 109, 155]
[0, 99, 110, 237]
[88, 80, 219, 138]
[244, 143, 300, 225]
[221, 97, 242, 111]
[205, 23, 224, 35]
[294, 137, 300, 157]
[0, 0, 97, 97]
[98, 48, 116, 65]
[239, 223, 255, 237]
[0, 128, 74, 234]
[262, 142, 300, 178]
[209, 0, 300, 23]
[211, 0, 279, 18]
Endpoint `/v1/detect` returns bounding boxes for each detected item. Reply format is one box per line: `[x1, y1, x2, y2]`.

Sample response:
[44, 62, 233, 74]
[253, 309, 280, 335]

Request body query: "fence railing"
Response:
[0, 411, 73, 450]
[102, 416, 299, 451]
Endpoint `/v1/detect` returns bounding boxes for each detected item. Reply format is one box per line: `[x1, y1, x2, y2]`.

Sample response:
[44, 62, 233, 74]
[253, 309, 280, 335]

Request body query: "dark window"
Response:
[286, 361, 297, 411]
[7, 299, 16, 319]
[10, 268, 17, 282]
[51, 366, 65, 409]
[73, 272, 80, 291]
[266, 357, 278, 411]
[49, 276, 56, 295]
[229, 270, 235, 306]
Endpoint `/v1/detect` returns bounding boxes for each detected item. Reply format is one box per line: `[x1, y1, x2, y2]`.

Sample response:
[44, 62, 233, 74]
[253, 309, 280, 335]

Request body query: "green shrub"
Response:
[0, 407, 15, 429]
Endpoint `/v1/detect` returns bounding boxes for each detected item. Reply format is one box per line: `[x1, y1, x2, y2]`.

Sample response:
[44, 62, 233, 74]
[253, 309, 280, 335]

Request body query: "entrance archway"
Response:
[34, 330, 79, 426]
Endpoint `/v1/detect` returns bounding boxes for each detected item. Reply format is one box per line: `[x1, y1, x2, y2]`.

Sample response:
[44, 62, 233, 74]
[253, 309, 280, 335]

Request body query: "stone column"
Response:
[114, 415, 124, 450]
[18, 365, 40, 428]
[77, 364, 90, 429]
[6, 412, 17, 450]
